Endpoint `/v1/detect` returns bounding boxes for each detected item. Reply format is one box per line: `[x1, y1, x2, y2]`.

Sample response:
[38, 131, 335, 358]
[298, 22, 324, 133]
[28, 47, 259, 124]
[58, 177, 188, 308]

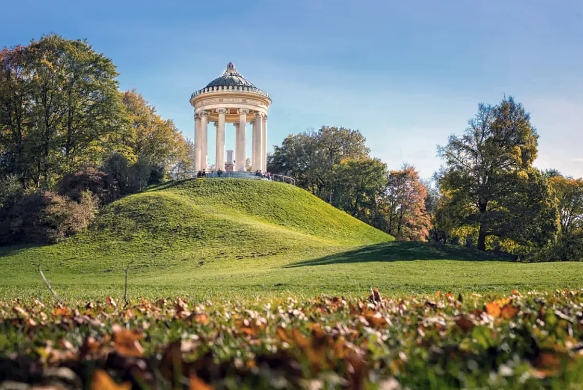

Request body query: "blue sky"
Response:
[2, 0, 582, 178]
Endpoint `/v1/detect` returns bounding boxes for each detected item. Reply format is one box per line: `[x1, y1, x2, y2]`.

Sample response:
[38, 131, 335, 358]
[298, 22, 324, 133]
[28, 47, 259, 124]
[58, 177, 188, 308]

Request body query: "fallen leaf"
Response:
[91, 369, 131, 390]
[454, 315, 475, 332]
[189, 374, 213, 390]
[500, 304, 519, 319]
[112, 324, 143, 357]
[484, 302, 501, 318]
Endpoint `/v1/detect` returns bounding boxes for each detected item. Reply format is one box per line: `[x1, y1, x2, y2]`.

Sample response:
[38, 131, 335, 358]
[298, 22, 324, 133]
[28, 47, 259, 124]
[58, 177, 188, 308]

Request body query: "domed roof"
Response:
[205, 62, 256, 89]
[190, 62, 270, 101]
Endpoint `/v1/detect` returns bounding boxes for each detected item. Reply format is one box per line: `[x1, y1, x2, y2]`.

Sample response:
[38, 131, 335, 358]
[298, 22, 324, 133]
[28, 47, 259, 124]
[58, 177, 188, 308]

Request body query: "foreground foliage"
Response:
[2, 290, 583, 389]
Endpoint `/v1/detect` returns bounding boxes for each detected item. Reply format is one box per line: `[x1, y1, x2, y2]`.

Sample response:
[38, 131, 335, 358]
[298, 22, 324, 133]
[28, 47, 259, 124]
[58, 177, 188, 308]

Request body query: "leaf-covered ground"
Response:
[2, 290, 583, 389]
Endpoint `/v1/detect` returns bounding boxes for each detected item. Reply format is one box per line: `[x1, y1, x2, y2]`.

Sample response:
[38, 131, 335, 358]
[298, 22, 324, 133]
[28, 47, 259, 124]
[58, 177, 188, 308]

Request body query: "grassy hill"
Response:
[1, 178, 583, 300]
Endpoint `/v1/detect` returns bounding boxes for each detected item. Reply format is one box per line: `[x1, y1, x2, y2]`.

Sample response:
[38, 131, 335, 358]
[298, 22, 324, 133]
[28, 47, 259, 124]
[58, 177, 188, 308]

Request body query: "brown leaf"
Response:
[454, 315, 476, 332]
[500, 304, 520, 319]
[91, 369, 131, 390]
[112, 324, 143, 357]
[106, 296, 117, 308]
[368, 288, 381, 303]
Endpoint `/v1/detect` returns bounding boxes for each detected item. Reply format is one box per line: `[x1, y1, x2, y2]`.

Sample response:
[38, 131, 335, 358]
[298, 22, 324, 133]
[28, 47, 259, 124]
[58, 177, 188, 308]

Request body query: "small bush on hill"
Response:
[102, 154, 164, 197]
[0, 191, 97, 245]
[58, 167, 115, 205]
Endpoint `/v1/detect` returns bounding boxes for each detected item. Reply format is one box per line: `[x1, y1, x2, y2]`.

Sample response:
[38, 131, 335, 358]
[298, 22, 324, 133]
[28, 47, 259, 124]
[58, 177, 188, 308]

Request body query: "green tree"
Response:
[438, 97, 558, 251]
[268, 126, 369, 200]
[550, 176, 583, 235]
[0, 34, 124, 188]
[330, 158, 387, 226]
[120, 89, 190, 174]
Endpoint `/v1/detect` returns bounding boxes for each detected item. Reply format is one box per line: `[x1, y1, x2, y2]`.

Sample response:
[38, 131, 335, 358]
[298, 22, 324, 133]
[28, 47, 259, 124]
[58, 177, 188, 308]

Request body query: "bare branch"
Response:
[123, 259, 134, 309]
[36, 263, 66, 306]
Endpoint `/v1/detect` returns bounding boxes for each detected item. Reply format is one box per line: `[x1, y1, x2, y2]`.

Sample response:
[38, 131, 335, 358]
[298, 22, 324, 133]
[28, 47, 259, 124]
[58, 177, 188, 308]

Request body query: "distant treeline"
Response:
[268, 99, 583, 262]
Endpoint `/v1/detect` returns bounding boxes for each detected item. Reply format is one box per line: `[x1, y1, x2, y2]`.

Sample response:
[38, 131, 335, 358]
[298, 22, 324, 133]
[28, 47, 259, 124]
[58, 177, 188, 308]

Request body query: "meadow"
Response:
[2, 179, 583, 389]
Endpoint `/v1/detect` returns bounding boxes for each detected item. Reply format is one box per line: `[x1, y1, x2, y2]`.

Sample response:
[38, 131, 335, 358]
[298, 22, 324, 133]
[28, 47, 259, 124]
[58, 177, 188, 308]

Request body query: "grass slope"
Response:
[1, 178, 583, 299]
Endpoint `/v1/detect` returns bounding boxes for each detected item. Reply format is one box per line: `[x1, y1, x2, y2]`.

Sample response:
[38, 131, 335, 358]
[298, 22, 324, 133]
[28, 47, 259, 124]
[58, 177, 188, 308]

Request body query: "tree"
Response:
[384, 165, 430, 241]
[549, 176, 583, 235]
[438, 97, 558, 251]
[268, 126, 369, 200]
[0, 34, 124, 188]
[120, 90, 191, 175]
[330, 158, 387, 226]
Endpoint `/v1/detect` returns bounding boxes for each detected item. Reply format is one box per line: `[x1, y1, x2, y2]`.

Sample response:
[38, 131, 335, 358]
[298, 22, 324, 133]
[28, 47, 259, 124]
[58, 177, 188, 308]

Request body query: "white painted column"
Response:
[199, 111, 208, 171]
[237, 109, 248, 172]
[194, 114, 201, 172]
[261, 115, 268, 172]
[252, 113, 263, 172]
[216, 108, 227, 171]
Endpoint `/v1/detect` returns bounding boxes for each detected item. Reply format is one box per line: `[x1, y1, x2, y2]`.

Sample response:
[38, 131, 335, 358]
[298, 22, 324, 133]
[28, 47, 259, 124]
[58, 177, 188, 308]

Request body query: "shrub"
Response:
[58, 167, 114, 205]
[0, 191, 97, 245]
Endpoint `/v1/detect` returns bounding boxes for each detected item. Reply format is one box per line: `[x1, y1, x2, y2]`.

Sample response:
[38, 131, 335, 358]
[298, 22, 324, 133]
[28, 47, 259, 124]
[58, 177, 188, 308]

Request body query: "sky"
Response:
[1, 0, 582, 179]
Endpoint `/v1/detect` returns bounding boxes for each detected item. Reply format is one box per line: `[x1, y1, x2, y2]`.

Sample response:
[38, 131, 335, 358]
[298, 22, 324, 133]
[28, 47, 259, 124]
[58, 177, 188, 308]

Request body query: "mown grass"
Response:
[1, 178, 583, 301]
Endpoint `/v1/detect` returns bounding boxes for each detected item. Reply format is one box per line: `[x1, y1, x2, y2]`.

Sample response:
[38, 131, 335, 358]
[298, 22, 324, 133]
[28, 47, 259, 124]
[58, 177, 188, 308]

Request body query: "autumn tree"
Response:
[384, 165, 430, 241]
[438, 97, 559, 251]
[119, 90, 188, 171]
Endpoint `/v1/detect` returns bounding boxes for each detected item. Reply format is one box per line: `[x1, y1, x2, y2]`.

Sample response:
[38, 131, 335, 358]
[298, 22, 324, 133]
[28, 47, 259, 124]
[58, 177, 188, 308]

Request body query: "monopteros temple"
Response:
[190, 63, 271, 173]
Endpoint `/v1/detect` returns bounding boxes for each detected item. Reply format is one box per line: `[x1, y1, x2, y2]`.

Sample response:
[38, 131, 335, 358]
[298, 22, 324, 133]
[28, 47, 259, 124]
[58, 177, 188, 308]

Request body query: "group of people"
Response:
[195, 169, 271, 180]
[255, 170, 271, 180]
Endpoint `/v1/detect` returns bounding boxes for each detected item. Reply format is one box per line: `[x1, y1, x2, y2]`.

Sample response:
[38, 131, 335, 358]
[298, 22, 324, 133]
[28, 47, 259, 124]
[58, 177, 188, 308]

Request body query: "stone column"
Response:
[234, 122, 240, 169]
[199, 111, 209, 171]
[261, 115, 268, 172]
[215, 108, 227, 171]
[194, 113, 201, 172]
[252, 112, 263, 172]
[237, 109, 249, 172]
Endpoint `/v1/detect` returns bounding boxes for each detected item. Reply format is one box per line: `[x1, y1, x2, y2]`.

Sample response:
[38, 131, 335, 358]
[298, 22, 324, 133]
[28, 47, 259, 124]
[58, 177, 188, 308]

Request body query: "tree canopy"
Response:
[437, 97, 559, 251]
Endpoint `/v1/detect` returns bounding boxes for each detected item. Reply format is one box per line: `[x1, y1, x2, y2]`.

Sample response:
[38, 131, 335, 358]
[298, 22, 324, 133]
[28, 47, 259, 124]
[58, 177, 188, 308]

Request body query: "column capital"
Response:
[238, 108, 250, 115]
[255, 111, 265, 118]
[216, 108, 228, 114]
[199, 110, 209, 117]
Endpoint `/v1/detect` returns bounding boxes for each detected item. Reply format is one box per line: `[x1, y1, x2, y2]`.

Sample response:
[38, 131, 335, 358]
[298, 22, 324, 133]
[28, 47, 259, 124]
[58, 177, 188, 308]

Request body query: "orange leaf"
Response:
[484, 302, 501, 318]
[189, 374, 213, 390]
[91, 369, 131, 390]
[501, 304, 520, 319]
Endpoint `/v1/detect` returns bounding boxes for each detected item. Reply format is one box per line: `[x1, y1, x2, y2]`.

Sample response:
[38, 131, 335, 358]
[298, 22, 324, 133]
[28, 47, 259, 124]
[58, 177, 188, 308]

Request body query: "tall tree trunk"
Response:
[477, 224, 487, 251]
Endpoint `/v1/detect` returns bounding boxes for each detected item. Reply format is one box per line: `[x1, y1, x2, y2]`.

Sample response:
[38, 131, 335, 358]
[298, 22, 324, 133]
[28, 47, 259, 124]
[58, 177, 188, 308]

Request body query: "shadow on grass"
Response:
[147, 179, 193, 192]
[284, 241, 510, 268]
[0, 243, 46, 258]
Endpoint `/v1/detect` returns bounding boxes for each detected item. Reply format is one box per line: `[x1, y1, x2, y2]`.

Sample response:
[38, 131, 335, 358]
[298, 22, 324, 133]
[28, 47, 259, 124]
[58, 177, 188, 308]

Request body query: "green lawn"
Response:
[1, 178, 582, 301]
